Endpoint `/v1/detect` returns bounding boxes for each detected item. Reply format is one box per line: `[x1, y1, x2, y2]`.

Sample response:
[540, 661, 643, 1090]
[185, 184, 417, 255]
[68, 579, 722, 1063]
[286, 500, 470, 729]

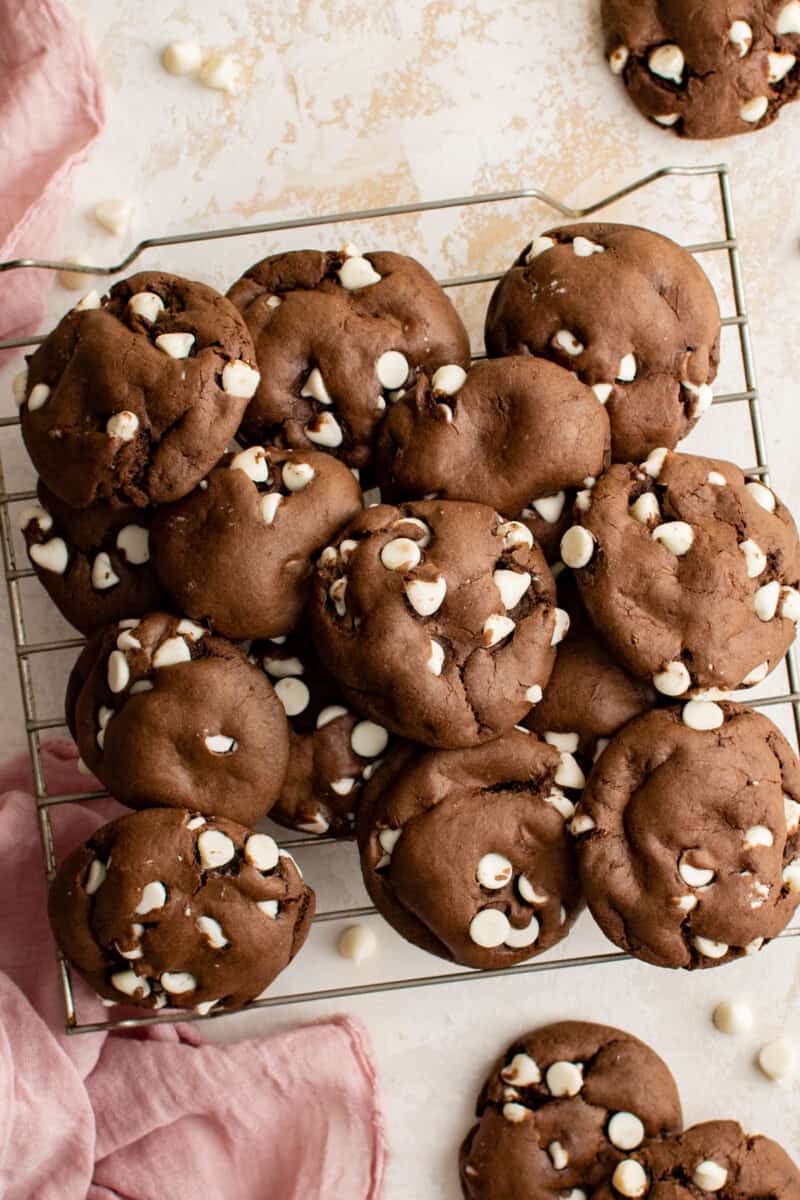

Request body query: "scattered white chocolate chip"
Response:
[546, 1060, 584, 1097]
[426, 639, 445, 676]
[746, 481, 776, 512]
[555, 753, 586, 790]
[712, 1000, 753, 1035]
[298, 812, 331, 835]
[128, 291, 164, 323]
[476, 853, 513, 890]
[573, 236, 605, 257]
[740, 539, 767, 578]
[526, 235, 556, 261]
[58, 257, 93, 291]
[316, 705, 348, 729]
[630, 493, 661, 525]
[652, 521, 694, 556]
[593, 383, 613, 404]
[85, 859, 107, 895]
[781, 587, 800, 623]
[161, 971, 197, 994]
[381, 537, 422, 572]
[394, 516, 431, 546]
[575, 489, 593, 513]
[351, 720, 389, 758]
[27, 383, 51, 412]
[778, 0, 800, 33]
[337, 924, 377, 964]
[758, 1038, 796, 1080]
[153, 637, 191, 668]
[338, 256, 381, 289]
[754, 580, 781, 621]
[199, 53, 239, 92]
[282, 461, 315, 492]
[594, 737, 610, 761]
[498, 520, 533, 550]
[107, 649, 130, 693]
[693, 1162, 728, 1192]
[329, 578, 348, 617]
[301, 366, 333, 406]
[501, 1053, 541, 1086]
[560, 525, 595, 569]
[483, 614, 515, 647]
[785, 795, 800, 832]
[782, 859, 800, 891]
[257, 900, 279, 919]
[431, 364, 467, 396]
[275, 677, 311, 717]
[244, 833, 279, 872]
[502, 1102, 530, 1123]
[609, 44, 629, 73]
[91, 552, 120, 591]
[306, 410, 343, 447]
[230, 446, 269, 483]
[742, 825, 774, 850]
[548, 1141, 568, 1170]
[12, 369, 28, 407]
[155, 332, 195, 359]
[195, 1000, 219, 1016]
[616, 353, 637, 382]
[106, 410, 139, 442]
[161, 40, 203, 75]
[197, 829, 236, 869]
[612, 1159, 648, 1198]
[729, 19, 753, 56]
[653, 661, 691, 696]
[525, 684, 543, 704]
[740, 96, 769, 122]
[546, 788, 576, 820]
[94, 198, 132, 237]
[378, 829, 401, 857]
[111, 970, 150, 998]
[74, 289, 101, 311]
[708, 471, 727, 486]
[196, 916, 228, 949]
[405, 575, 447, 616]
[570, 813, 596, 835]
[222, 360, 260, 399]
[204, 734, 237, 754]
[376, 350, 409, 390]
[531, 491, 566, 523]
[682, 700, 724, 731]
[266, 295, 282, 310]
[554, 330, 584, 357]
[129, 680, 153, 695]
[642, 447, 668, 479]
[260, 493, 282, 525]
[176, 619, 206, 641]
[30, 538, 68, 575]
[135, 881, 167, 915]
[694, 936, 729, 960]
[679, 853, 715, 889]
[469, 908, 510, 948]
[494, 569, 531, 611]
[505, 915, 540, 948]
[544, 731, 579, 753]
[263, 656, 304, 679]
[768, 51, 797, 81]
[608, 1112, 645, 1151]
[649, 43, 685, 83]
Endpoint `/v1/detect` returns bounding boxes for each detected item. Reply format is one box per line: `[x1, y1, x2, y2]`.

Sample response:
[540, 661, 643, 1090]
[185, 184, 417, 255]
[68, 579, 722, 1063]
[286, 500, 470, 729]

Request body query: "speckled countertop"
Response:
[0, 3, 798, 1196]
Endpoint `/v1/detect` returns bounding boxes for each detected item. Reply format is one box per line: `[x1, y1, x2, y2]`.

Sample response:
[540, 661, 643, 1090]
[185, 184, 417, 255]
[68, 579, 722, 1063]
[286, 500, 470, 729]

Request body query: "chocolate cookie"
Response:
[561, 451, 800, 695]
[150, 446, 362, 640]
[358, 729, 583, 968]
[19, 272, 259, 508]
[20, 480, 166, 634]
[603, 1, 800, 140]
[592, 1120, 800, 1200]
[68, 613, 290, 825]
[459, 1020, 683, 1200]
[375, 357, 610, 516]
[49, 807, 314, 1012]
[572, 702, 800, 969]
[253, 626, 399, 838]
[227, 247, 471, 471]
[484, 224, 721, 463]
[310, 500, 564, 748]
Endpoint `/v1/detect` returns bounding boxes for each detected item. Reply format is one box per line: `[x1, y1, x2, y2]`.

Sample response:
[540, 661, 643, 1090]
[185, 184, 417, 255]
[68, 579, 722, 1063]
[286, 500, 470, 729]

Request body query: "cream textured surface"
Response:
[1, 2, 799, 1196]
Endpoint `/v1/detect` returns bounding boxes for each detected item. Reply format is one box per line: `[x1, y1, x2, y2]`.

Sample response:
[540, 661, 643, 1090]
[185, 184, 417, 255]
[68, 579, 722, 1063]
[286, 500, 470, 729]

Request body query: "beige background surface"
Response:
[1, 2, 799, 1196]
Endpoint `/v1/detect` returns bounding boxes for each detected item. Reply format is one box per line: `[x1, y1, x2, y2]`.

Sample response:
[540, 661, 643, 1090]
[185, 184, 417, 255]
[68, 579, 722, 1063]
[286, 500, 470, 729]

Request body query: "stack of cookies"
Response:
[14, 226, 800, 1014]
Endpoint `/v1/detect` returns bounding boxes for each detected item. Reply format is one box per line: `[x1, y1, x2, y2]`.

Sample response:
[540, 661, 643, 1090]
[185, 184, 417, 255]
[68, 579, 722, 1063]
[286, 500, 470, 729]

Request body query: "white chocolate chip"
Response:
[554, 330, 584, 357]
[244, 833, 279, 872]
[544, 731, 580, 753]
[301, 366, 333, 406]
[655, 111, 681, 126]
[520, 874, 551, 904]
[128, 292, 164, 323]
[376, 350, 409, 390]
[129, 680, 153, 695]
[652, 521, 694, 556]
[196, 916, 228, 949]
[378, 829, 401, 857]
[405, 575, 447, 617]
[176, 619, 206, 641]
[105, 410, 139, 442]
[784, 796, 800, 832]
[107, 649, 130, 693]
[338, 924, 377, 964]
[257, 900, 279, 919]
[161, 40, 203, 75]
[593, 383, 613, 404]
[30, 538, 68, 575]
[642, 447, 668, 479]
[222, 360, 260, 399]
[85, 859, 107, 895]
[329, 578, 348, 616]
[155, 332, 195, 359]
[476, 853, 513, 890]
[609, 44, 629, 73]
[199, 53, 239, 92]
[570, 813, 596, 836]
[608, 1112, 645, 1151]
[525, 684, 543, 704]
[494, 569, 531, 611]
[616, 353, 637, 382]
[483, 614, 515, 647]
[197, 829, 236, 870]
[575, 489, 593, 513]
[91, 552, 120, 591]
[729, 19, 753, 56]
[266, 295, 282, 311]
[113, 525, 148, 568]
[230, 446, 269, 483]
[708, 471, 727, 486]
[282, 461, 315, 492]
[316, 705, 348, 729]
[260, 493, 282, 525]
[546, 788, 576, 820]
[612, 1160, 648, 1198]
[649, 43, 685, 83]
[679, 853, 715, 888]
[550, 608, 570, 646]
[781, 586, 800, 623]
[740, 96, 769, 122]
[782, 859, 800, 891]
[153, 637, 191, 668]
[195, 1000, 219, 1016]
[682, 700, 724, 731]
[573, 236, 605, 257]
[94, 197, 132, 237]
[263, 656, 303, 679]
[204, 734, 237, 754]
[426, 639, 445, 676]
[778, 0, 800, 32]
[111, 970, 150, 999]
[505, 917, 541, 950]
[694, 936, 729, 959]
[653, 661, 691, 696]
[754, 580, 781, 621]
[498, 520, 533, 550]
[630, 493, 661, 525]
[12, 369, 28, 407]
[740, 539, 767, 578]
[275, 677, 311, 717]
[381, 537, 422, 572]
[531, 491, 566, 523]
[548, 1141, 568, 1170]
[560, 525, 595, 569]
[501, 1052, 541, 1086]
[594, 737, 610, 761]
[502, 1102, 530, 1123]
[555, 753, 586, 792]
[546, 1060, 584, 1097]
[469, 908, 510, 948]
[746, 481, 776, 512]
[693, 1162, 728, 1191]
[338, 256, 381, 289]
[135, 881, 167, 915]
[768, 51, 797, 81]
[298, 812, 331, 835]
[393, 517, 431, 547]
[526, 235, 556, 262]
[351, 720, 389, 758]
[758, 1038, 796, 1080]
[306, 410, 343, 447]
[161, 971, 197, 994]
[27, 383, 51, 411]
[713, 1000, 753, 1035]
[742, 825, 774, 849]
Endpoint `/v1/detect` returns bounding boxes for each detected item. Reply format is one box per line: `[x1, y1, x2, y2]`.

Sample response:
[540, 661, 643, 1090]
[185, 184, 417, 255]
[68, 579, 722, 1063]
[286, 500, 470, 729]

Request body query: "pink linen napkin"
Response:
[0, 0, 105, 347]
[0, 741, 387, 1200]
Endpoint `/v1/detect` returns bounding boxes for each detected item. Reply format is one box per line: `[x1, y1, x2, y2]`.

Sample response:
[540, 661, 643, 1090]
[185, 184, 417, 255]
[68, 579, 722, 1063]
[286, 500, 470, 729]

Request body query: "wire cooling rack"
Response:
[1, 162, 799, 1035]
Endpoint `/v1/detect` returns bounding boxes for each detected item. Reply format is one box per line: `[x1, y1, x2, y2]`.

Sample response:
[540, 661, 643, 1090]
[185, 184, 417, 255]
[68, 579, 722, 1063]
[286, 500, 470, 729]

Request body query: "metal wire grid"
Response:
[1, 162, 798, 1035]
